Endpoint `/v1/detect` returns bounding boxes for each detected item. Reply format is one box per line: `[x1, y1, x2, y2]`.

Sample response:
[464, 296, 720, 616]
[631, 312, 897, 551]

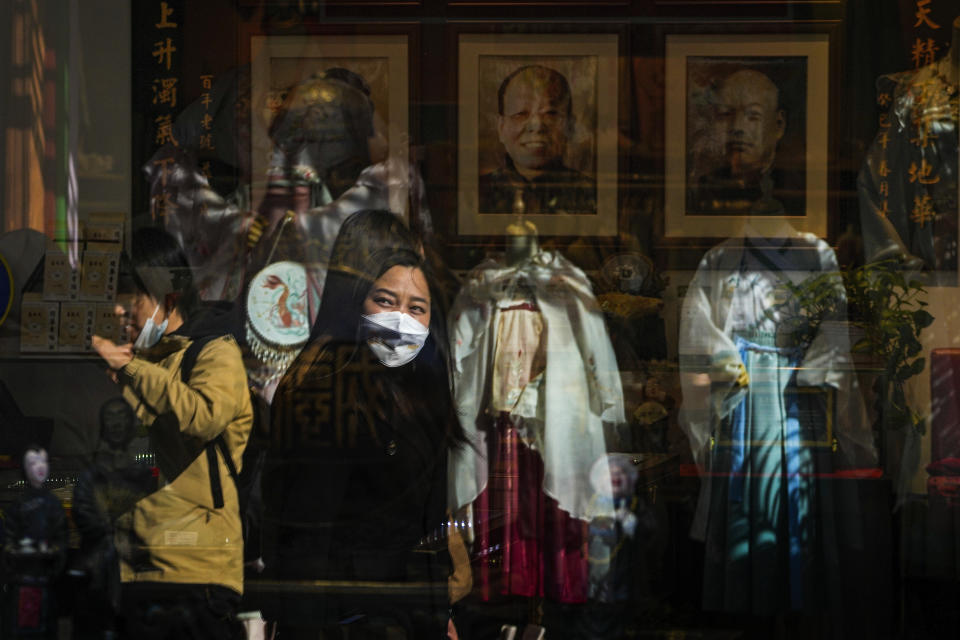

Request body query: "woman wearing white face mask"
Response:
[358, 263, 432, 367]
[264, 211, 467, 639]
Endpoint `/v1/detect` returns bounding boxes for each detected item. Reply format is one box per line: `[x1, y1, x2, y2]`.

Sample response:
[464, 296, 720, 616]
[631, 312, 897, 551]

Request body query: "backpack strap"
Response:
[180, 335, 236, 510]
[206, 445, 225, 509]
[205, 435, 239, 510]
[180, 335, 219, 384]
[215, 435, 240, 486]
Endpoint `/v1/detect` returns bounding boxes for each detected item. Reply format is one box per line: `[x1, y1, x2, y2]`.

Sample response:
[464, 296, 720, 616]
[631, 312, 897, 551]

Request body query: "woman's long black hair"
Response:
[277, 209, 467, 448]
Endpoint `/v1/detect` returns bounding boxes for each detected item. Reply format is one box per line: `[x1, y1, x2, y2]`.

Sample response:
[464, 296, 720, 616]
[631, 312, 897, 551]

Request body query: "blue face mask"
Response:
[134, 304, 169, 351]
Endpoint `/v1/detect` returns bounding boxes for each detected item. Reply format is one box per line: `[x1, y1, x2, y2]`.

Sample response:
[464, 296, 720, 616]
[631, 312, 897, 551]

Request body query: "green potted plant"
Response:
[842, 262, 933, 437]
[771, 261, 933, 464]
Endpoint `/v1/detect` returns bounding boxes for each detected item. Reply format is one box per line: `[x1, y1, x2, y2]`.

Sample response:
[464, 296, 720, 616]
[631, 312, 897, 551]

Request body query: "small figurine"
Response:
[586, 454, 640, 601]
[72, 397, 155, 639]
[582, 454, 644, 639]
[2, 444, 67, 639]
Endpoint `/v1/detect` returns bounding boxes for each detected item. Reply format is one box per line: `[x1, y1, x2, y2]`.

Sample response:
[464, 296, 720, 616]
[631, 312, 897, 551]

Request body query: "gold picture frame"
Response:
[249, 34, 409, 215]
[664, 33, 829, 239]
[457, 33, 619, 237]
[714, 385, 836, 449]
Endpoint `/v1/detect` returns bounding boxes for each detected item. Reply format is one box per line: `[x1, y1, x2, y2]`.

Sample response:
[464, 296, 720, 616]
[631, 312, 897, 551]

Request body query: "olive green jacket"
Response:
[115, 333, 252, 595]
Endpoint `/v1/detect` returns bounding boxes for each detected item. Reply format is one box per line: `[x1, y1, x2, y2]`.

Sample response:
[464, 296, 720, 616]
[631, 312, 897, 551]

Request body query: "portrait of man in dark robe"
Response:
[686, 59, 807, 217]
[479, 64, 597, 215]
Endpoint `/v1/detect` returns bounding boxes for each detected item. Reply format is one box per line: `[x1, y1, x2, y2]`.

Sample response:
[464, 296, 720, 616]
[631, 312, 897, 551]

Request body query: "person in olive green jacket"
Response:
[92, 227, 252, 640]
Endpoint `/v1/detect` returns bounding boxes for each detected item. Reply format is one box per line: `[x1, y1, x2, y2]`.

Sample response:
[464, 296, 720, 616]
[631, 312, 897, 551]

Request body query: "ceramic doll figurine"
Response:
[580, 454, 644, 640]
[586, 454, 639, 604]
[2, 445, 67, 639]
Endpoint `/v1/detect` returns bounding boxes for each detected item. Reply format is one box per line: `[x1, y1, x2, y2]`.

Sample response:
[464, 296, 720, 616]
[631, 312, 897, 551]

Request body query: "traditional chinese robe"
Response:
[678, 224, 875, 614]
[449, 249, 624, 603]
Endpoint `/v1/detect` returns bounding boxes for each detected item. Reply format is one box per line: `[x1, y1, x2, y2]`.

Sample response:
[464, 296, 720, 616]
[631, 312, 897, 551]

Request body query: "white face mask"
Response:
[359, 311, 429, 368]
[134, 304, 169, 351]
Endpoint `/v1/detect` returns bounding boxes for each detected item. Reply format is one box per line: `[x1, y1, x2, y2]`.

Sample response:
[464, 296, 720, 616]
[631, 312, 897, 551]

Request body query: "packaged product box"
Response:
[84, 221, 124, 244]
[42, 252, 78, 301]
[20, 293, 59, 352]
[58, 302, 96, 352]
[79, 243, 120, 301]
[93, 302, 127, 345]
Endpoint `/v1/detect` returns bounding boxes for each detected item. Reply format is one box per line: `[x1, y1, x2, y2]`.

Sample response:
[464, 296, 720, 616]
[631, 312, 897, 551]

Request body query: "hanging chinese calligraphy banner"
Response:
[132, 0, 184, 228]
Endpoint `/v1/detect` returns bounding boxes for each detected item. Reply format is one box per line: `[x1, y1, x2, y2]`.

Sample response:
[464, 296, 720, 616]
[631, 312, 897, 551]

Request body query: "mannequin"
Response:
[2, 446, 67, 639]
[505, 219, 539, 266]
[4, 448, 65, 555]
[678, 220, 874, 617]
[146, 70, 406, 408]
[449, 232, 624, 630]
[857, 15, 960, 283]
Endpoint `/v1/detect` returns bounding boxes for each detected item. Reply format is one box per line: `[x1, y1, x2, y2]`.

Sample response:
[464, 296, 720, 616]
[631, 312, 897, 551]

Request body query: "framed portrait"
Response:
[457, 33, 619, 237]
[249, 34, 409, 214]
[664, 33, 829, 238]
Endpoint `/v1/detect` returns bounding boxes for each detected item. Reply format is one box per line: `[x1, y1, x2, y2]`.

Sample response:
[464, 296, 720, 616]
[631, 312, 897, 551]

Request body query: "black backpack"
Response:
[180, 334, 267, 566]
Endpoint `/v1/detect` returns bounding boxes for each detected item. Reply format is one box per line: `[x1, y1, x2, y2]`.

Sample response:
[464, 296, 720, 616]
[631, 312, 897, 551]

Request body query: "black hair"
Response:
[310, 209, 421, 341]
[20, 442, 46, 458]
[130, 226, 199, 321]
[353, 247, 467, 448]
[278, 209, 467, 447]
[329, 209, 421, 276]
[497, 64, 573, 120]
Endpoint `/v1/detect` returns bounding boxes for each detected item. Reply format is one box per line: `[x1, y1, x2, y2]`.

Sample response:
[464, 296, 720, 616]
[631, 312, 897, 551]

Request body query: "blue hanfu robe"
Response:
[679, 224, 876, 615]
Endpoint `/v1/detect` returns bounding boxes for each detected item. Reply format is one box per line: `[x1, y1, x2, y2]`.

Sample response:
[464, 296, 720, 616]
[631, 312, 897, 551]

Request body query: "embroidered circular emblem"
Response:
[600, 253, 651, 294]
[245, 261, 310, 382]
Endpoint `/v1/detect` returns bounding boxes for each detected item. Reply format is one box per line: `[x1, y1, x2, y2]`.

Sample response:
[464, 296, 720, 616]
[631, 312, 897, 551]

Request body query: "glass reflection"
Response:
[679, 220, 875, 619]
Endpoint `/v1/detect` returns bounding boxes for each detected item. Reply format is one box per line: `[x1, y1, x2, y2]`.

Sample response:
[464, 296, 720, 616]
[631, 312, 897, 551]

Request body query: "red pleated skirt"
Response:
[472, 412, 589, 604]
